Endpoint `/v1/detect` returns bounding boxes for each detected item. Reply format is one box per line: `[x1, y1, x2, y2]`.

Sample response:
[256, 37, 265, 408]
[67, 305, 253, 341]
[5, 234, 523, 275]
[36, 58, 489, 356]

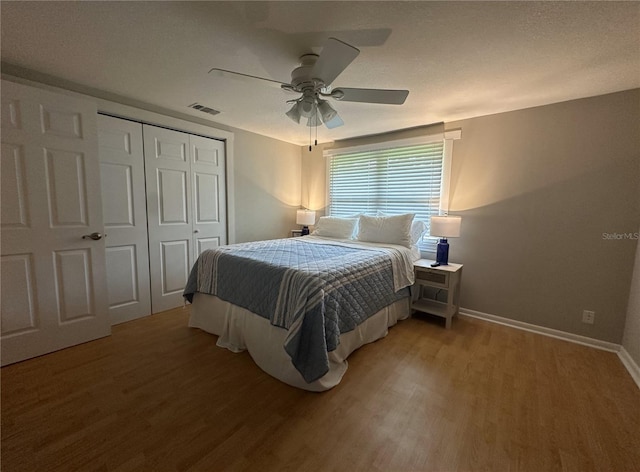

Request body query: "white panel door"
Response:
[144, 125, 193, 313]
[98, 115, 151, 325]
[190, 134, 227, 258]
[1, 80, 110, 366]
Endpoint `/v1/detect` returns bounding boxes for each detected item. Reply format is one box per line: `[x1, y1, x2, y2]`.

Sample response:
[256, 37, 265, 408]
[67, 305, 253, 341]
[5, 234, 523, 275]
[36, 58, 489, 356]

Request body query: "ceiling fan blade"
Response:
[324, 114, 344, 129]
[209, 68, 289, 89]
[310, 38, 360, 86]
[332, 88, 409, 105]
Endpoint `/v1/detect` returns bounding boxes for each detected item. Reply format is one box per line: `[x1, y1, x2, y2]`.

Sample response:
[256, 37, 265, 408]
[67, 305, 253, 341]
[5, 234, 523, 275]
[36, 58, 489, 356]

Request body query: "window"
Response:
[325, 135, 455, 252]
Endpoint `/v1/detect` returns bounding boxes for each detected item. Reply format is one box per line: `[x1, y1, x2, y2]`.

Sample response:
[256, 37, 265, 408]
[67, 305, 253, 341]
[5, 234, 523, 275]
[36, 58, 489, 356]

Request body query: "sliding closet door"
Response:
[1, 80, 110, 365]
[191, 135, 227, 257]
[144, 125, 194, 313]
[97, 115, 151, 324]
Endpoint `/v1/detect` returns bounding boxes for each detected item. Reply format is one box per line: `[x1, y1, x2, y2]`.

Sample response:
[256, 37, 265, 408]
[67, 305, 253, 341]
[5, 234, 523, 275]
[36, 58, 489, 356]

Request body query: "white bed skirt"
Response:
[189, 293, 411, 392]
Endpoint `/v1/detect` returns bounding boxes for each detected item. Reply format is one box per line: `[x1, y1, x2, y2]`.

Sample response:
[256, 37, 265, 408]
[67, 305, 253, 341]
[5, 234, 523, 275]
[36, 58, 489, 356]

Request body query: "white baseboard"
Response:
[618, 347, 640, 389]
[459, 307, 621, 351]
[458, 308, 640, 389]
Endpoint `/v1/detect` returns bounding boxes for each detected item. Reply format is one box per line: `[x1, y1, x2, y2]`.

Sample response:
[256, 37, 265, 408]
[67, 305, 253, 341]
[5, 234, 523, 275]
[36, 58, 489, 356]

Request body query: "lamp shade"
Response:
[430, 216, 461, 238]
[296, 209, 316, 226]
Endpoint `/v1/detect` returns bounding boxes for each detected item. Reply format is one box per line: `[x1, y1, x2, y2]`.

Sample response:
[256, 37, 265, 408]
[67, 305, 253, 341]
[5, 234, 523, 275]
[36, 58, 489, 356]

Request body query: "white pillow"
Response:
[375, 211, 426, 245]
[311, 216, 358, 239]
[410, 220, 427, 245]
[357, 213, 415, 248]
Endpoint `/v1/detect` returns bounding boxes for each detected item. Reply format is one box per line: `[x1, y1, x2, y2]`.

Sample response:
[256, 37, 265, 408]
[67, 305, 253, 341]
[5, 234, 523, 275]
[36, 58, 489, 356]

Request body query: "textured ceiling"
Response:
[2, 1, 639, 146]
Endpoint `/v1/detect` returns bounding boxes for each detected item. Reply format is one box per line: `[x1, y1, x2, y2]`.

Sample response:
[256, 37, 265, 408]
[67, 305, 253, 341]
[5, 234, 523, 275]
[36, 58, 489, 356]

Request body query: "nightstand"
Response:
[411, 259, 463, 329]
[291, 229, 303, 237]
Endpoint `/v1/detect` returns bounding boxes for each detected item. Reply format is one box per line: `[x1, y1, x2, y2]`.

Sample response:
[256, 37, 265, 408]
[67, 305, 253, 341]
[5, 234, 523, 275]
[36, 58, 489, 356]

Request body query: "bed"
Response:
[183, 214, 422, 391]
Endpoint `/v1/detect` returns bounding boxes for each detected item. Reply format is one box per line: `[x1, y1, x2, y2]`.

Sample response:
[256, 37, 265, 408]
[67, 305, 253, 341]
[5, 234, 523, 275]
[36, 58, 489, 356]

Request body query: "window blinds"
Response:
[328, 141, 445, 250]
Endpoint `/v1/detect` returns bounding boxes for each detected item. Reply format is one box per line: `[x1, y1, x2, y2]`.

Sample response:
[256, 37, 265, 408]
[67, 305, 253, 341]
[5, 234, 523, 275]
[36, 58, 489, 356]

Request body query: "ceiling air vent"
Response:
[188, 103, 220, 116]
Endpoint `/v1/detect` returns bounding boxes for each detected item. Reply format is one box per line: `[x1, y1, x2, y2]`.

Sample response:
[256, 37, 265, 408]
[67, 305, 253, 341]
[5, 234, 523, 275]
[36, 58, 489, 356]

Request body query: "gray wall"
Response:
[233, 129, 301, 243]
[15, 64, 637, 343]
[301, 89, 639, 344]
[446, 89, 639, 343]
[301, 144, 326, 216]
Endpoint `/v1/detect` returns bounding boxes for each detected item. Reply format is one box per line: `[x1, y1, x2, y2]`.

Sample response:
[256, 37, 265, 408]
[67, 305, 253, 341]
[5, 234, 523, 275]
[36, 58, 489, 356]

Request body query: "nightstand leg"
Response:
[446, 285, 454, 328]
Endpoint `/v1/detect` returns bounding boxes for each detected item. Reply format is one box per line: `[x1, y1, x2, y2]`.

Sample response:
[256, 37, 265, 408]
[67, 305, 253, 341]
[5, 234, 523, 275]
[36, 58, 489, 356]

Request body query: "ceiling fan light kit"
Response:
[285, 103, 301, 124]
[317, 99, 337, 123]
[209, 37, 409, 150]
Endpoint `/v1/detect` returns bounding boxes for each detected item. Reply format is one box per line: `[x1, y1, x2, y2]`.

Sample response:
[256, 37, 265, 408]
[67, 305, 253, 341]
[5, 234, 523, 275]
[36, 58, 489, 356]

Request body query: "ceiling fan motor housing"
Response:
[291, 54, 323, 91]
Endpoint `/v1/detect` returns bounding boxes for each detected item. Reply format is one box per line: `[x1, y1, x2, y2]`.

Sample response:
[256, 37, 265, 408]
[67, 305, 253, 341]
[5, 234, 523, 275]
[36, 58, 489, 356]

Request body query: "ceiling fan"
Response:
[209, 37, 409, 133]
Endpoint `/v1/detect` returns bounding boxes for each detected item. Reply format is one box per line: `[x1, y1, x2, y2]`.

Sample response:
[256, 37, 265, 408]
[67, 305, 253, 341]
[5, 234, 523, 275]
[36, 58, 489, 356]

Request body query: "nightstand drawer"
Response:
[415, 269, 449, 288]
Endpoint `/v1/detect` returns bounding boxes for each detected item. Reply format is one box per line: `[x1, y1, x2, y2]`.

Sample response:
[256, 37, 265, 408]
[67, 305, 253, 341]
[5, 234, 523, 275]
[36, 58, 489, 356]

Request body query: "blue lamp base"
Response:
[432, 238, 450, 267]
[301, 226, 310, 236]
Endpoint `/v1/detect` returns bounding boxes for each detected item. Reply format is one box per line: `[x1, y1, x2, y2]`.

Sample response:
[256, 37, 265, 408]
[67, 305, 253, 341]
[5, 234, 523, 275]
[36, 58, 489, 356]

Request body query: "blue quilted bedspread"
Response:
[183, 237, 411, 383]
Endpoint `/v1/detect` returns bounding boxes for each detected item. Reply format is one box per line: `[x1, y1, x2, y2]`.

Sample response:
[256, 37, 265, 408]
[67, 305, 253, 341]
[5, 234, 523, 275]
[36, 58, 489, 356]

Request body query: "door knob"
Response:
[194, 230, 199, 233]
[82, 232, 103, 240]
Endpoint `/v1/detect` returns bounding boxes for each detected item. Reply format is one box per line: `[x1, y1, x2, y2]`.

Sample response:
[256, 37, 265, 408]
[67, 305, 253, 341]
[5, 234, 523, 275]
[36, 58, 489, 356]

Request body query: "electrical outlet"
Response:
[582, 310, 595, 324]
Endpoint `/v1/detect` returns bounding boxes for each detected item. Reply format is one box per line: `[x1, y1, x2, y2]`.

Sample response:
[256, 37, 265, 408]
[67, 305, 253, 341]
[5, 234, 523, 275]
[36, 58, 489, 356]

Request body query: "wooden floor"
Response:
[2, 307, 639, 472]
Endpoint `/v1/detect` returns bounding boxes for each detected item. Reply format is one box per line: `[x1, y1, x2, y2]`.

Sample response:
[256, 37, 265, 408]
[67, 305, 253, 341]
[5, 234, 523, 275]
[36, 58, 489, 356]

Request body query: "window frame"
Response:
[324, 130, 460, 254]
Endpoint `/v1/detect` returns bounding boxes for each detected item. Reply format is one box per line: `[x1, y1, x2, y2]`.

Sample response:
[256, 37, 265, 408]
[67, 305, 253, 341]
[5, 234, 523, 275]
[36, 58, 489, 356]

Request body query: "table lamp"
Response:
[429, 215, 462, 266]
[296, 209, 316, 235]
